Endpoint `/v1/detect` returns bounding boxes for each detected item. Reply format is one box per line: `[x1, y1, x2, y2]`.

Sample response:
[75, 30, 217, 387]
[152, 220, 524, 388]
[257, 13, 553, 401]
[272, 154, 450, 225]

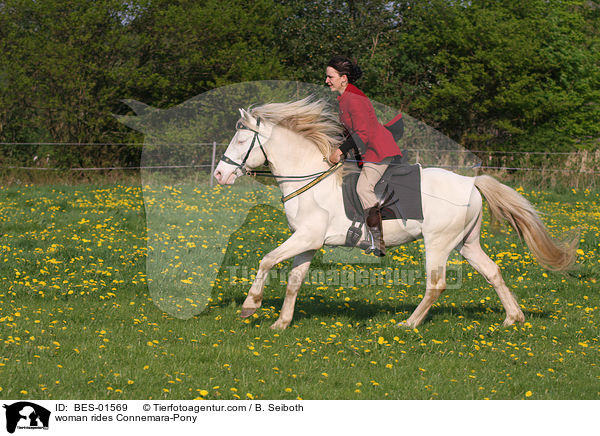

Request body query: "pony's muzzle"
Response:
[213, 168, 225, 184]
[213, 164, 242, 185]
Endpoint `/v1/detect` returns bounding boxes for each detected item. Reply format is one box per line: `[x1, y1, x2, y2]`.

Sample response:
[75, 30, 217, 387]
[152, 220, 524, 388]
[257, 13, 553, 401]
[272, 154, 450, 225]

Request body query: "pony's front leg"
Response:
[240, 229, 324, 319]
[270, 250, 315, 330]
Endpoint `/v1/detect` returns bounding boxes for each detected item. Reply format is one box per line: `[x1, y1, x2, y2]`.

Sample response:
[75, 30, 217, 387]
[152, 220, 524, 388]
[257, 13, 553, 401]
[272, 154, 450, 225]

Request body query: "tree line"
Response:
[0, 0, 598, 168]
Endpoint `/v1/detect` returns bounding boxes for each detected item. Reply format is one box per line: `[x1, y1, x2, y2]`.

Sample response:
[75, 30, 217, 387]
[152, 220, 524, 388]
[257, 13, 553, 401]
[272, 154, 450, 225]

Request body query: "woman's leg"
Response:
[356, 160, 389, 210]
[356, 157, 392, 256]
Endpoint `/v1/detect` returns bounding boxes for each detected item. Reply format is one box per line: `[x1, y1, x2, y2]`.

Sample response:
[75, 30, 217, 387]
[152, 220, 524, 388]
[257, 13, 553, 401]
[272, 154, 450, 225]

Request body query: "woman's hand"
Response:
[328, 149, 343, 164]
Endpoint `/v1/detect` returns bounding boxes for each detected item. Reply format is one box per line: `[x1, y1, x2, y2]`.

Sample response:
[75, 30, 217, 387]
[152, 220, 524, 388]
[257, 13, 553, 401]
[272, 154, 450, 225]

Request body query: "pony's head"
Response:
[213, 108, 272, 185]
[214, 96, 343, 185]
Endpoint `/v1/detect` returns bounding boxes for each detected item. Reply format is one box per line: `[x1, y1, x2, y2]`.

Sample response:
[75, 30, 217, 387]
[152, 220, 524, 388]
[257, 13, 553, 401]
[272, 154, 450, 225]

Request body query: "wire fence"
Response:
[1, 142, 599, 187]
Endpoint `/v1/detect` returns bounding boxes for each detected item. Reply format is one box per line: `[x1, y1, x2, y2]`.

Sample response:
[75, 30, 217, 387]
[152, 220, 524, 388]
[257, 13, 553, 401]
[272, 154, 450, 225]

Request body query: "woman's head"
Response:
[325, 56, 362, 94]
[328, 56, 362, 81]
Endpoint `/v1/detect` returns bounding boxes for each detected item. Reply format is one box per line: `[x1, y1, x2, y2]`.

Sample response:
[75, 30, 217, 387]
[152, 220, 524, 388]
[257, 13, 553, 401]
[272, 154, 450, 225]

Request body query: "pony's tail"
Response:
[474, 175, 578, 271]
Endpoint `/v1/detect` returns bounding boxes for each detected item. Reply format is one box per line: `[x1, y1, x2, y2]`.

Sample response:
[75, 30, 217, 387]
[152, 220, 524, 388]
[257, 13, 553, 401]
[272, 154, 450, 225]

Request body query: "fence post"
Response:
[210, 141, 217, 187]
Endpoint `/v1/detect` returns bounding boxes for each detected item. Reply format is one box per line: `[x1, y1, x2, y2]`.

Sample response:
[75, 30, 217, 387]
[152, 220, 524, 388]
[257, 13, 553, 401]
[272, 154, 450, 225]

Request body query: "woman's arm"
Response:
[344, 93, 373, 148]
[329, 134, 357, 164]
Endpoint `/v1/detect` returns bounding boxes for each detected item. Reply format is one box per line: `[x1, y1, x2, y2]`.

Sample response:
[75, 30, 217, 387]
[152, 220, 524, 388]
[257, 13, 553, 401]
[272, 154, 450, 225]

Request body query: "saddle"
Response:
[341, 155, 424, 246]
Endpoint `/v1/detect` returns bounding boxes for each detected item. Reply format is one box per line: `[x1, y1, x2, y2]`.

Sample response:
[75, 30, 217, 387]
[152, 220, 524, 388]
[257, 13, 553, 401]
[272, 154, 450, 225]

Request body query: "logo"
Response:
[3, 402, 50, 434]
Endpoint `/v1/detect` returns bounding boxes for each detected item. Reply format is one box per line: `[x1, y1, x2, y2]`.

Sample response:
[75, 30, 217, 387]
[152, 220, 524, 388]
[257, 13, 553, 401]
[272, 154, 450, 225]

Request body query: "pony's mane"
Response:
[244, 96, 344, 158]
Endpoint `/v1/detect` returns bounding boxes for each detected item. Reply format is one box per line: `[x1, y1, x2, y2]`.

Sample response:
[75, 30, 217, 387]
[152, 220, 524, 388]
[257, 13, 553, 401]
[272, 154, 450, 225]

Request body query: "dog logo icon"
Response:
[3, 402, 51, 433]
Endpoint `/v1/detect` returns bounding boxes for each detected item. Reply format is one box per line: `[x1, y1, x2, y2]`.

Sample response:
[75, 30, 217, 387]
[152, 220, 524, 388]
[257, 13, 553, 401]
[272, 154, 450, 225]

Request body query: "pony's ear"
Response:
[238, 108, 245, 119]
[239, 108, 254, 126]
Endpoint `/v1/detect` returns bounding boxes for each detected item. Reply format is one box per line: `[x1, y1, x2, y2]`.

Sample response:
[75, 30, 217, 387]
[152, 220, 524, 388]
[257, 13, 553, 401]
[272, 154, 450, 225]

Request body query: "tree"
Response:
[390, 0, 599, 151]
[0, 0, 292, 168]
[277, 0, 398, 87]
[1, 0, 597, 160]
[122, 0, 290, 107]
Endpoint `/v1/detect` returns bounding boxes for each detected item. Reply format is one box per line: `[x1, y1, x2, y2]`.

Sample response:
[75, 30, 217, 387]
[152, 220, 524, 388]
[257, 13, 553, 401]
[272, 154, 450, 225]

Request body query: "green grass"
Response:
[0, 180, 598, 400]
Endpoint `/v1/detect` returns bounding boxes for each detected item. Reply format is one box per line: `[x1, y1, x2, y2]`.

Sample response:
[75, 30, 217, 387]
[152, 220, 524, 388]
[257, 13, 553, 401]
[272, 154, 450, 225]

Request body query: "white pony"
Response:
[213, 97, 576, 330]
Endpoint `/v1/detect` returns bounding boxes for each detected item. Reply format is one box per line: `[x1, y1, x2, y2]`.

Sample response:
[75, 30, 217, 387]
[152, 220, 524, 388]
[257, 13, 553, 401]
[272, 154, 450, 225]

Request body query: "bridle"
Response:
[220, 116, 343, 203]
[220, 117, 268, 175]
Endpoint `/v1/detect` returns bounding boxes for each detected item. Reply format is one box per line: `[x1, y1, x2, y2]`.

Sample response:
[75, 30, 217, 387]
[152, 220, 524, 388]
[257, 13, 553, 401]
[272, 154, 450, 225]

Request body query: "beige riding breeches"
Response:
[356, 156, 394, 210]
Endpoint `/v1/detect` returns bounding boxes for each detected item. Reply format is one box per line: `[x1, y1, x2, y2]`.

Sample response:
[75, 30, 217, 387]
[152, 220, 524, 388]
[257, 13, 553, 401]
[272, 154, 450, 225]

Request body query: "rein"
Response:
[247, 160, 344, 203]
[279, 160, 343, 203]
[246, 167, 335, 181]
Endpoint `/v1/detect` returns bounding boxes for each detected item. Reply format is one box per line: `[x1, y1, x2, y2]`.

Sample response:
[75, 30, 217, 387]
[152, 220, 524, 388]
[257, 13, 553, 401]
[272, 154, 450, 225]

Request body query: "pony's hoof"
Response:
[398, 318, 422, 328]
[240, 308, 256, 318]
[270, 320, 289, 330]
[502, 314, 525, 327]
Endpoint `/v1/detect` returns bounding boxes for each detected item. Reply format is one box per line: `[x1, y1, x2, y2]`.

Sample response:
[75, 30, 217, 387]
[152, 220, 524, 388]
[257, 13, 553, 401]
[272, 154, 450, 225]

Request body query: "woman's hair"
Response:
[327, 55, 362, 83]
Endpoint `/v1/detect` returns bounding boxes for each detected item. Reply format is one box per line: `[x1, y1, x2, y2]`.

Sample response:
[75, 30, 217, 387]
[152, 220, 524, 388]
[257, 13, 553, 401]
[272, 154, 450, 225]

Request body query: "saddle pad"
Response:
[342, 161, 424, 222]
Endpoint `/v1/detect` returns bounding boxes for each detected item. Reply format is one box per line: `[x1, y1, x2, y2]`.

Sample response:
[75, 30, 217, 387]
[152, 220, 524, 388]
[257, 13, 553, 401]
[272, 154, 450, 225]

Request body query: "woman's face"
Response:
[325, 66, 347, 94]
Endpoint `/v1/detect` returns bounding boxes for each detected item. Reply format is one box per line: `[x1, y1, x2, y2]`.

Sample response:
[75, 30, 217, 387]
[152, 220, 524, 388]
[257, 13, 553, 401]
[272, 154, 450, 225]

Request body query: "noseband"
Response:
[220, 117, 268, 174]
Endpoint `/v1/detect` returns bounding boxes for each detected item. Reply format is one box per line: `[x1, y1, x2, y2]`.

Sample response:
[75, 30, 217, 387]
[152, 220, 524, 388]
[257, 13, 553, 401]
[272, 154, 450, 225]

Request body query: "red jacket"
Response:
[337, 83, 401, 163]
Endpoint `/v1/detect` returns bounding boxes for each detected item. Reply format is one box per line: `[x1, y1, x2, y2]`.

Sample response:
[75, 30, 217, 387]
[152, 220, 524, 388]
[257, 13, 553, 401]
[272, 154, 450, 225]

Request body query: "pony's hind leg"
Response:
[459, 216, 525, 326]
[270, 250, 315, 330]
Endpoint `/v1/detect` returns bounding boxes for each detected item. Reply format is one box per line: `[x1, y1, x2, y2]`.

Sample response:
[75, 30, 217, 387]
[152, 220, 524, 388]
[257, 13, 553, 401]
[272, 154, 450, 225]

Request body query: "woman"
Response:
[326, 55, 401, 256]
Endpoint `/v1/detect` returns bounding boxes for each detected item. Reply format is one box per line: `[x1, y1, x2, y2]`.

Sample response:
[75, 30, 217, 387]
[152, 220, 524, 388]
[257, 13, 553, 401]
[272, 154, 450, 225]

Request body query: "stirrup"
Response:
[364, 229, 385, 257]
[364, 230, 376, 254]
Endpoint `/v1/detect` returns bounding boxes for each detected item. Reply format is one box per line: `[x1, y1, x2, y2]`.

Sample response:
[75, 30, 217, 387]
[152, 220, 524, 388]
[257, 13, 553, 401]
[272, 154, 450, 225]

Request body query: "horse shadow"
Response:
[239, 296, 548, 326]
[208, 204, 549, 326]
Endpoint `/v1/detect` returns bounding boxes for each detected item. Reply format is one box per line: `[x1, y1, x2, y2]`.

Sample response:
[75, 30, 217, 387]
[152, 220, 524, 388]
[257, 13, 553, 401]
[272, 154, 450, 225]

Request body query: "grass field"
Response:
[0, 177, 598, 400]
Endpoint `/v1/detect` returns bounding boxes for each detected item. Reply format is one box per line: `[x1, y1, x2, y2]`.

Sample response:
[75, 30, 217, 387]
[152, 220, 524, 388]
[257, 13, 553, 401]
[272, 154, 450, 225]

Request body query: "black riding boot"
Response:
[364, 206, 385, 257]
